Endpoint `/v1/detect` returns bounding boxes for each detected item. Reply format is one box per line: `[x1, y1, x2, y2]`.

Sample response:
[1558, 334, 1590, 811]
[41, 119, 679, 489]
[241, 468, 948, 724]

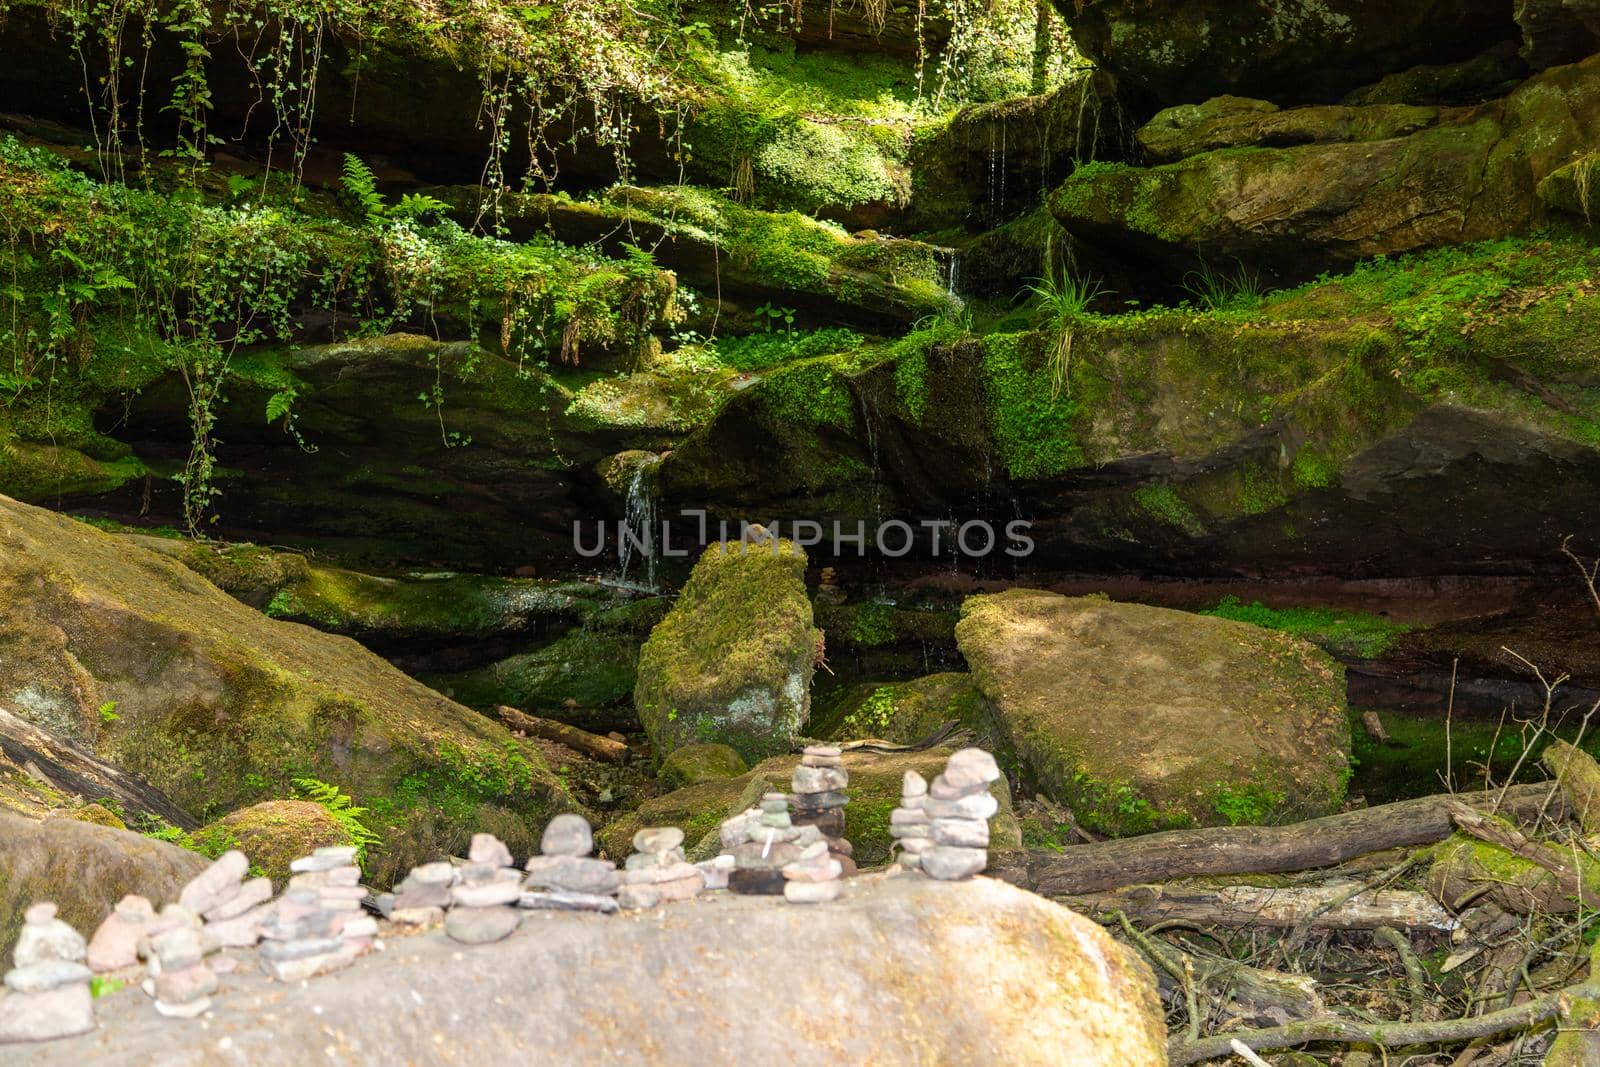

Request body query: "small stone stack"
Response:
[178, 850, 274, 950]
[789, 745, 854, 875]
[889, 771, 932, 872]
[522, 814, 620, 913]
[727, 792, 822, 895]
[782, 839, 843, 904]
[258, 846, 372, 980]
[144, 924, 216, 1018]
[87, 895, 156, 973]
[0, 903, 94, 1042]
[921, 748, 1002, 881]
[388, 861, 454, 926]
[696, 854, 736, 890]
[618, 828, 705, 909]
[445, 834, 523, 944]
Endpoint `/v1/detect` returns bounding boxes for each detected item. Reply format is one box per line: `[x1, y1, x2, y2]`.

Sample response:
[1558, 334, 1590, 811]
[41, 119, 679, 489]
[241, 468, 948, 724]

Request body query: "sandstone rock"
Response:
[1136, 96, 1438, 163]
[633, 540, 820, 762]
[176, 851, 250, 915]
[198, 801, 353, 886]
[658, 744, 748, 790]
[1054, 0, 1520, 113]
[540, 814, 595, 858]
[920, 847, 988, 881]
[86, 896, 155, 973]
[444, 905, 521, 945]
[0, 982, 93, 1043]
[631, 827, 684, 855]
[956, 591, 1350, 835]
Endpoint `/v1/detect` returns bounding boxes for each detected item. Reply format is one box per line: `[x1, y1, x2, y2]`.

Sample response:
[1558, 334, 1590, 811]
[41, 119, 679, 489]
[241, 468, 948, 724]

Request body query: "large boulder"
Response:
[0, 495, 576, 884]
[195, 800, 355, 887]
[955, 591, 1350, 836]
[1517, 0, 1600, 69]
[427, 630, 641, 733]
[633, 540, 821, 762]
[1135, 96, 1440, 163]
[1051, 55, 1600, 275]
[1054, 0, 1520, 113]
[598, 746, 1022, 866]
[27, 875, 1166, 1067]
[0, 810, 207, 961]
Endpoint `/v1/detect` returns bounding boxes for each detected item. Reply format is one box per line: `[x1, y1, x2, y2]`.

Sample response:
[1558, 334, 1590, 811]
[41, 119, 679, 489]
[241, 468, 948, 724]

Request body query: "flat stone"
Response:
[782, 859, 842, 884]
[338, 916, 379, 940]
[177, 851, 250, 914]
[784, 880, 844, 904]
[289, 846, 358, 873]
[616, 884, 662, 909]
[288, 867, 360, 891]
[792, 766, 849, 795]
[727, 868, 787, 896]
[153, 964, 218, 1005]
[468, 833, 514, 868]
[404, 862, 455, 887]
[930, 818, 990, 849]
[204, 876, 274, 922]
[790, 791, 848, 810]
[0, 983, 93, 1042]
[523, 856, 620, 895]
[260, 940, 365, 982]
[651, 873, 705, 903]
[803, 745, 842, 759]
[902, 770, 928, 798]
[928, 775, 988, 801]
[890, 808, 929, 830]
[696, 856, 736, 891]
[5, 961, 92, 994]
[921, 846, 988, 881]
[153, 996, 211, 1019]
[148, 927, 204, 971]
[540, 814, 594, 858]
[756, 812, 794, 829]
[623, 861, 702, 886]
[445, 906, 521, 945]
[719, 810, 760, 849]
[897, 836, 932, 854]
[797, 840, 829, 861]
[519, 891, 620, 914]
[451, 879, 524, 908]
[14, 911, 87, 968]
[623, 849, 685, 872]
[87, 900, 153, 973]
[393, 884, 452, 910]
[631, 827, 684, 855]
[943, 748, 1003, 790]
[389, 906, 445, 927]
[790, 809, 845, 838]
[923, 792, 998, 821]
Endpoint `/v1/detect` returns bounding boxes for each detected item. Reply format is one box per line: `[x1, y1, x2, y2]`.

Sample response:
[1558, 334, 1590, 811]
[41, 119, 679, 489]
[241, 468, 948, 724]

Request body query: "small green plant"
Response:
[293, 777, 382, 863]
[1212, 783, 1284, 826]
[1026, 267, 1105, 399]
[752, 301, 797, 334]
[89, 976, 126, 999]
[1182, 259, 1265, 311]
[339, 154, 448, 225]
[97, 701, 120, 723]
[842, 686, 898, 737]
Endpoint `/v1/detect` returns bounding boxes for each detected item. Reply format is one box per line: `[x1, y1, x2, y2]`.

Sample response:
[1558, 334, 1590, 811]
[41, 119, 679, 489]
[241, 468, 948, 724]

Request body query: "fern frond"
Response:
[339, 154, 386, 223]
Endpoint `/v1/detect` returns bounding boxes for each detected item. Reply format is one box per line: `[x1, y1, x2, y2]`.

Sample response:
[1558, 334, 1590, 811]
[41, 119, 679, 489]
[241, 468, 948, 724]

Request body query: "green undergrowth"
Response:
[1200, 596, 1413, 660]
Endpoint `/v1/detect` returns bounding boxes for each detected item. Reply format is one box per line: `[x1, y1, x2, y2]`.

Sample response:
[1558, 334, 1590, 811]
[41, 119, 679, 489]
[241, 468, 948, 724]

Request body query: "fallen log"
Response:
[492, 705, 631, 763]
[1024, 784, 1566, 896]
[1072, 882, 1456, 932]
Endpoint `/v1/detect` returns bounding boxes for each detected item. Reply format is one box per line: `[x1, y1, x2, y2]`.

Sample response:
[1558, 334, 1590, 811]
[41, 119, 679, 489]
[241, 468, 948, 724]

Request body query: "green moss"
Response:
[1200, 596, 1411, 659]
[980, 331, 1083, 479]
[1210, 782, 1286, 826]
[1132, 483, 1205, 535]
[658, 743, 748, 790]
[759, 355, 857, 429]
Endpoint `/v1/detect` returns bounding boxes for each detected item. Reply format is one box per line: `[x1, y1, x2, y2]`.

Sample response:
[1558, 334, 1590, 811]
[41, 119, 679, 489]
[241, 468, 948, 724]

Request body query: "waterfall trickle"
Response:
[616, 455, 661, 592]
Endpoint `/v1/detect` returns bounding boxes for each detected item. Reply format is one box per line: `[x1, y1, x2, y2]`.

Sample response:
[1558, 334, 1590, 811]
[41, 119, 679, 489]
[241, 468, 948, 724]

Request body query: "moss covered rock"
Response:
[634, 540, 820, 762]
[597, 746, 1021, 866]
[0, 810, 207, 961]
[819, 673, 994, 747]
[1135, 96, 1438, 164]
[1054, 0, 1519, 113]
[198, 800, 354, 887]
[657, 743, 748, 791]
[0, 493, 578, 885]
[956, 590, 1350, 836]
[428, 630, 642, 734]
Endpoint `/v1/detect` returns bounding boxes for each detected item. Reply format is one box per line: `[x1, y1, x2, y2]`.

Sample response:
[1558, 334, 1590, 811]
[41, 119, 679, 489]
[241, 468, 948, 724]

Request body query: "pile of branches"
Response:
[1015, 740, 1600, 1065]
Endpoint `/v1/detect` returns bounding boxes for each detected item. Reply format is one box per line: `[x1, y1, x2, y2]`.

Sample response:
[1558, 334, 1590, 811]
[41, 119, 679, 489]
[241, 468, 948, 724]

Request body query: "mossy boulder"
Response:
[1537, 154, 1600, 221]
[427, 630, 642, 734]
[1136, 96, 1438, 164]
[634, 540, 821, 762]
[955, 590, 1350, 836]
[0, 810, 208, 961]
[818, 673, 995, 747]
[196, 800, 355, 887]
[597, 747, 1021, 866]
[1052, 55, 1600, 275]
[0, 493, 578, 885]
[1053, 0, 1520, 113]
[657, 744, 748, 791]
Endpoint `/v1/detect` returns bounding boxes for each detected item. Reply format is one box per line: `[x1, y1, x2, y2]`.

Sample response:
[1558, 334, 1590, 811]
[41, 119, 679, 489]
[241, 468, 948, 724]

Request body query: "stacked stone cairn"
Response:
[258, 845, 374, 980]
[142, 922, 215, 1018]
[521, 814, 620, 913]
[781, 839, 844, 904]
[387, 860, 455, 926]
[789, 744, 855, 876]
[0, 903, 94, 1042]
[87, 895, 157, 973]
[921, 748, 1002, 881]
[727, 792, 823, 895]
[696, 853, 736, 890]
[889, 771, 932, 871]
[180, 850, 274, 949]
[618, 827, 705, 909]
[445, 834, 523, 944]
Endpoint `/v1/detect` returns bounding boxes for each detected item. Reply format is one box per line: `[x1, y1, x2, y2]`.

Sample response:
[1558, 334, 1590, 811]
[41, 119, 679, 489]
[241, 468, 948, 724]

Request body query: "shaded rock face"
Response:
[1055, 0, 1520, 114]
[0, 810, 207, 961]
[0, 494, 576, 883]
[1052, 54, 1600, 277]
[1135, 96, 1441, 163]
[634, 541, 820, 763]
[955, 591, 1350, 836]
[1518, 0, 1600, 69]
[25, 876, 1167, 1067]
[597, 746, 1022, 866]
[426, 630, 642, 733]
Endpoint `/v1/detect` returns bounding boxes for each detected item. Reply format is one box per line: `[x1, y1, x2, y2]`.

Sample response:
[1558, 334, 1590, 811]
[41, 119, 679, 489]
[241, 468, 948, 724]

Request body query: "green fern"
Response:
[339, 154, 387, 224]
[392, 192, 449, 222]
[293, 776, 382, 863]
